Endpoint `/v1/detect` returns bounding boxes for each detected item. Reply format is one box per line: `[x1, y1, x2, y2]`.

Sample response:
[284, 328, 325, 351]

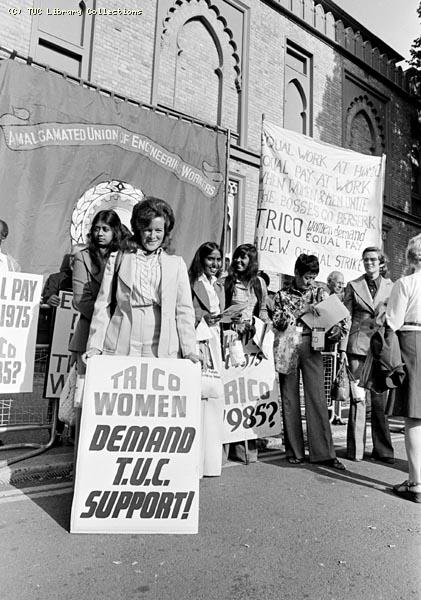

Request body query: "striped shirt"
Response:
[131, 248, 162, 306]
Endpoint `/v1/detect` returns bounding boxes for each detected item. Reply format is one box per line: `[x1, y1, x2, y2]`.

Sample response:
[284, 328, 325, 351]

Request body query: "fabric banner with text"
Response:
[256, 120, 386, 282]
[0, 272, 42, 392]
[0, 59, 227, 275]
[71, 355, 201, 534]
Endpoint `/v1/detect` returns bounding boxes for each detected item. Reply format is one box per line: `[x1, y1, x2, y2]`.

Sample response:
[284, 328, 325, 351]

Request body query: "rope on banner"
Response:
[0, 45, 231, 136]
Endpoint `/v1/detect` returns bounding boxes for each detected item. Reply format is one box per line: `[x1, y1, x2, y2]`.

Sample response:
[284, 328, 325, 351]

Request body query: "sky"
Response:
[333, 0, 420, 64]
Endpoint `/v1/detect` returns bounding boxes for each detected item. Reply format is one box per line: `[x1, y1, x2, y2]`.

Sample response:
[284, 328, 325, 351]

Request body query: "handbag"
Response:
[273, 323, 301, 374]
[59, 363, 77, 426]
[330, 361, 351, 403]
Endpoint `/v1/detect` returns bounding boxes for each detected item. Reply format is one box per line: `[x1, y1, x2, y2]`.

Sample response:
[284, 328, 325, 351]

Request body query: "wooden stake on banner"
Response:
[222, 128, 231, 262]
[259, 114, 283, 292]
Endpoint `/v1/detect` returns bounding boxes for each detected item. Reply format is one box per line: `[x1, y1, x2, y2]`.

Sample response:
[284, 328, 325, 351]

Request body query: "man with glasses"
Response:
[339, 247, 394, 463]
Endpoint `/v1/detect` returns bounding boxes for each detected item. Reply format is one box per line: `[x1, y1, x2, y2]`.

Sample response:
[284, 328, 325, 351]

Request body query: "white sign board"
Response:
[45, 291, 79, 398]
[221, 331, 281, 443]
[0, 272, 42, 392]
[256, 120, 386, 282]
[71, 355, 202, 535]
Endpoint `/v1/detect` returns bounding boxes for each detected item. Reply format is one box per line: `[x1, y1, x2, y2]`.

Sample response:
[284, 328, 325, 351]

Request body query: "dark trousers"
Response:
[279, 336, 336, 462]
[347, 355, 394, 459]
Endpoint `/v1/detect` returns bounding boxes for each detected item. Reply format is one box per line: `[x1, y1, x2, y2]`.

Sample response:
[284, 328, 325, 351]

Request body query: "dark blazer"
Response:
[69, 247, 104, 353]
[191, 278, 225, 326]
[339, 275, 393, 355]
[359, 326, 406, 393]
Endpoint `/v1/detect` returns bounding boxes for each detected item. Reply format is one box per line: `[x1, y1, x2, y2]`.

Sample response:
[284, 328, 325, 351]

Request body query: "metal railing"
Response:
[0, 345, 58, 466]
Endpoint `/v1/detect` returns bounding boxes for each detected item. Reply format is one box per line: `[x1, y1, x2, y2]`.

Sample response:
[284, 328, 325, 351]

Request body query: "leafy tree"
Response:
[409, 2, 421, 75]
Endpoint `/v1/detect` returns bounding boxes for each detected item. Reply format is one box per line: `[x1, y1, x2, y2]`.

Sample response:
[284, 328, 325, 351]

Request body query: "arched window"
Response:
[174, 18, 222, 125]
[284, 41, 312, 136]
[285, 79, 307, 134]
[158, 0, 241, 133]
[30, 0, 94, 78]
[349, 110, 376, 155]
[345, 96, 384, 156]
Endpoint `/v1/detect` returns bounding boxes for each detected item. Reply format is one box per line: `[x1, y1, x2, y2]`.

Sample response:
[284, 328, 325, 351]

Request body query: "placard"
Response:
[256, 120, 386, 282]
[221, 331, 281, 443]
[71, 356, 201, 534]
[0, 272, 42, 392]
[45, 291, 79, 398]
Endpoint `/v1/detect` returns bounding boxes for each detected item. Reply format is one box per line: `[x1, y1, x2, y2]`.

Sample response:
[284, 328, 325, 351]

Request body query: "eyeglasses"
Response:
[363, 258, 379, 263]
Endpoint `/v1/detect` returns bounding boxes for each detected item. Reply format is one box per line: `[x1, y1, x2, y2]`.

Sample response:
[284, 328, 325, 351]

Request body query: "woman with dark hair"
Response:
[70, 209, 125, 366]
[69, 210, 125, 449]
[189, 242, 224, 326]
[85, 197, 198, 362]
[272, 253, 345, 469]
[225, 244, 268, 331]
[223, 243, 269, 463]
[189, 242, 224, 476]
[386, 234, 421, 503]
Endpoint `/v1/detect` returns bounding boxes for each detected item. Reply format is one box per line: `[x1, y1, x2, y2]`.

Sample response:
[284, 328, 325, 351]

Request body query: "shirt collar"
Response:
[199, 273, 216, 286]
[364, 274, 381, 287]
[136, 247, 163, 257]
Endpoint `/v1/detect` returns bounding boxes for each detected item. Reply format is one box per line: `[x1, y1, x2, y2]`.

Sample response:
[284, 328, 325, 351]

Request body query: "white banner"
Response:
[221, 331, 281, 444]
[45, 291, 79, 398]
[0, 272, 42, 392]
[256, 120, 386, 282]
[71, 356, 202, 534]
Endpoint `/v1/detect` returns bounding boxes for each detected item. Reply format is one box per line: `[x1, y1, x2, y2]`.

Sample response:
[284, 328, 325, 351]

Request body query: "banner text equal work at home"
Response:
[256, 121, 385, 282]
[71, 356, 201, 534]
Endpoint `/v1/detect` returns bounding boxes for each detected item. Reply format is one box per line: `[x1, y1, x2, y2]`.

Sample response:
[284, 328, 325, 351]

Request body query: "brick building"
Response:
[2, 0, 420, 279]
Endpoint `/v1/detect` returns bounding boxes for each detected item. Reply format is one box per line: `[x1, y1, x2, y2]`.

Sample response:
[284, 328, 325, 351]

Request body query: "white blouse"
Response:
[198, 273, 220, 315]
[386, 272, 421, 332]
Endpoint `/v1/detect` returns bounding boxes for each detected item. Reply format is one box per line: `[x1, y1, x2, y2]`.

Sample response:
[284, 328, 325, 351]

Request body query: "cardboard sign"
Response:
[0, 272, 42, 392]
[71, 356, 202, 534]
[221, 330, 281, 443]
[301, 293, 350, 331]
[45, 291, 79, 398]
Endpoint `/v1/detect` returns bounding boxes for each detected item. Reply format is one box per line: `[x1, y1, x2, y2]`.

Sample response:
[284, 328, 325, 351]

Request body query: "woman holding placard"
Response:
[223, 243, 269, 464]
[85, 198, 198, 362]
[189, 242, 225, 476]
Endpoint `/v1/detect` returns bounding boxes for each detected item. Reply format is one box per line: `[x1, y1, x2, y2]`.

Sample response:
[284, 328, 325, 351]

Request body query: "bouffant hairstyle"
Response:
[294, 253, 319, 276]
[126, 197, 175, 252]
